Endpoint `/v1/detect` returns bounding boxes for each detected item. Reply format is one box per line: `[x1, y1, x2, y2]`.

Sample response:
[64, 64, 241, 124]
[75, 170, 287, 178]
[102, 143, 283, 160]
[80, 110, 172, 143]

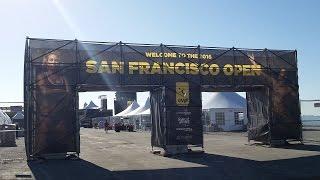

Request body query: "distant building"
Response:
[203, 92, 247, 131]
[10, 106, 23, 113]
[80, 100, 113, 128]
[100, 98, 108, 111]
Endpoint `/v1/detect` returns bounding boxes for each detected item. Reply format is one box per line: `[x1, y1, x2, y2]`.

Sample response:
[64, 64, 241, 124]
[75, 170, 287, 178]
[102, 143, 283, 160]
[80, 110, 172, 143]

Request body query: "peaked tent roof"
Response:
[85, 101, 99, 109]
[12, 112, 24, 120]
[125, 97, 150, 116]
[203, 92, 246, 109]
[0, 109, 12, 124]
[114, 101, 140, 116]
[83, 102, 88, 109]
[136, 108, 150, 115]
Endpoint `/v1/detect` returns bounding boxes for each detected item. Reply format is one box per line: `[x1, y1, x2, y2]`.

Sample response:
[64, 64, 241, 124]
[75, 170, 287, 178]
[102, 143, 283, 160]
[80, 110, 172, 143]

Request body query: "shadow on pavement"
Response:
[28, 159, 117, 180]
[248, 141, 320, 152]
[28, 154, 320, 180]
[278, 143, 320, 152]
[164, 153, 320, 180]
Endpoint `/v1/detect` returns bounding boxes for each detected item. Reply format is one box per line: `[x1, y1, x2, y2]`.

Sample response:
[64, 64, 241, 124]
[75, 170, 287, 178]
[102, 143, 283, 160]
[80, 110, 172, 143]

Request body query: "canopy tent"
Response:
[0, 109, 12, 125]
[114, 101, 140, 116]
[12, 111, 24, 136]
[203, 92, 247, 132]
[12, 112, 24, 120]
[203, 92, 246, 109]
[83, 102, 88, 109]
[125, 97, 150, 116]
[84, 101, 99, 109]
[136, 109, 150, 115]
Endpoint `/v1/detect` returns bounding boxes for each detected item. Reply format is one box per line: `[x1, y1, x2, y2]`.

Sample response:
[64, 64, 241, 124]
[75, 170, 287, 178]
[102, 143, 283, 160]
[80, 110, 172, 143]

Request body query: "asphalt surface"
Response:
[1, 128, 320, 180]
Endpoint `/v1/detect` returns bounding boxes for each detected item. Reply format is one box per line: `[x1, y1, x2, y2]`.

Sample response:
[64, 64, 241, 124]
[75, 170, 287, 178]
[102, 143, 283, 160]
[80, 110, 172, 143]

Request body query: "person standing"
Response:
[105, 121, 109, 133]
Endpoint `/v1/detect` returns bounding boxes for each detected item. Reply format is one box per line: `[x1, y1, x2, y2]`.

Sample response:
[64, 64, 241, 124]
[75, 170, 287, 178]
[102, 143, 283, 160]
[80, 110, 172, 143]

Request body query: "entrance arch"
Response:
[24, 38, 301, 159]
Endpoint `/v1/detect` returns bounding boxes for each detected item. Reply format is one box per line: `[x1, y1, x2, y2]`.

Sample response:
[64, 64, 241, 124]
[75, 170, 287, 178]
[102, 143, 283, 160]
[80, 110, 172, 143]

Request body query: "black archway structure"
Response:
[24, 37, 301, 160]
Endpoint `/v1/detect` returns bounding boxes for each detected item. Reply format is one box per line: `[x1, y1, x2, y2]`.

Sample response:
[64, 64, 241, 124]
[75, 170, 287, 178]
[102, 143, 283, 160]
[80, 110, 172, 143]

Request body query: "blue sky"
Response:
[0, 0, 319, 114]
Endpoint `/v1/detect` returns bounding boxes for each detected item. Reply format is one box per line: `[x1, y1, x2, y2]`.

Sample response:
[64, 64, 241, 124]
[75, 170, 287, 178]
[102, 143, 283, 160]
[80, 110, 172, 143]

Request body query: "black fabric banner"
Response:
[247, 89, 270, 142]
[150, 87, 166, 148]
[33, 55, 77, 155]
[24, 38, 301, 158]
[151, 85, 202, 147]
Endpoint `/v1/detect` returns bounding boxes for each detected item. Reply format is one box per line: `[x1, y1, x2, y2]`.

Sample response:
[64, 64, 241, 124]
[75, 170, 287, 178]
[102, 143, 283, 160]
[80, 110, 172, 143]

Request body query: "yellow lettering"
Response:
[128, 62, 139, 74]
[223, 64, 233, 76]
[150, 63, 162, 74]
[175, 62, 185, 74]
[164, 53, 176, 58]
[111, 61, 123, 74]
[139, 62, 150, 74]
[242, 65, 251, 76]
[163, 62, 175, 74]
[152, 52, 161, 58]
[234, 65, 242, 76]
[86, 60, 98, 73]
[145, 52, 152, 58]
[251, 64, 262, 76]
[199, 63, 209, 75]
[189, 63, 199, 75]
[185, 63, 190, 74]
[98, 61, 111, 73]
[209, 64, 220, 75]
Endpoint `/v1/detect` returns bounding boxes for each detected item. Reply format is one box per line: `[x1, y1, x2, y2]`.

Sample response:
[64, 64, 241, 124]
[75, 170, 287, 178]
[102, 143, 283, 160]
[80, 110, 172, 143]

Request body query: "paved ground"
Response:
[1, 128, 320, 180]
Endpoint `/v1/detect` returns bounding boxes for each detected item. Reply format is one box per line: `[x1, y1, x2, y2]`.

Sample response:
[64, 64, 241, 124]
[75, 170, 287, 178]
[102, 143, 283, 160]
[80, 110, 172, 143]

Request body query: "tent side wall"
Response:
[208, 107, 247, 131]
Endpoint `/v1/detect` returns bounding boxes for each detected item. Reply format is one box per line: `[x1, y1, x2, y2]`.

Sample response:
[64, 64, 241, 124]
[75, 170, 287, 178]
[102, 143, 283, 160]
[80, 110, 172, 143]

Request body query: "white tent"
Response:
[85, 101, 99, 109]
[203, 92, 247, 132]
[83, 102, 88, 109]
[0, 109, 12, 125]
[203, 92, 246, 109]
[114, 101, 140, 116]
[132, 108, 151, 131]
[12, 112, 24, 120]
[136, 109, 150, 115]
[125, 97, 150, 116]
[122, 98, 151, 131]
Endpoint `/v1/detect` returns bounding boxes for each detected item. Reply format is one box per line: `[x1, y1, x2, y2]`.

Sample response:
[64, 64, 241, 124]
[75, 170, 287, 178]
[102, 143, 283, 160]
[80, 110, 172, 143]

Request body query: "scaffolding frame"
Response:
[24, 37, 301, 159]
